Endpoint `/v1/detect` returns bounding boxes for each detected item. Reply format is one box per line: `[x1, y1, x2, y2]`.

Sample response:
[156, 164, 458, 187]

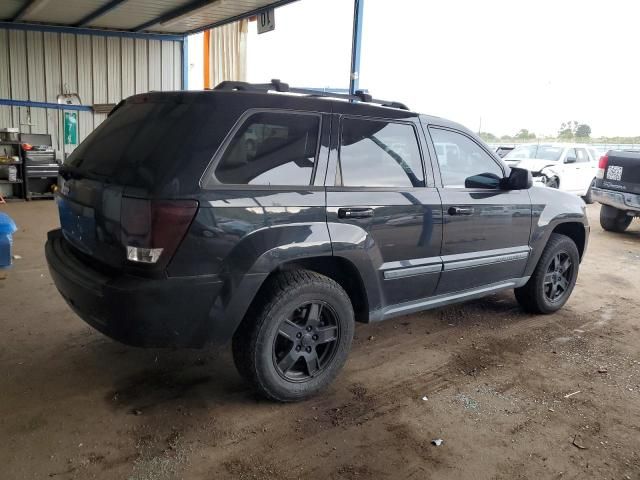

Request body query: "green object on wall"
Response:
[64, 111, 78, 145]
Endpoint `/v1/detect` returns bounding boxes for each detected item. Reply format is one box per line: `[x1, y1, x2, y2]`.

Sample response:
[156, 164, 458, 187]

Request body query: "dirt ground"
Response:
[0, 200, 638, 480]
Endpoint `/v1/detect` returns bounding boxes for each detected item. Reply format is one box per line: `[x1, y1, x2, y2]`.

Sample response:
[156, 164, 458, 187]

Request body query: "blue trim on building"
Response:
[0, 98, 93, 112]
[349, 0, 364, 96]
[74, 0, 130, 27]
[0, 21, 184, 42]
[182, 36, 189, 90]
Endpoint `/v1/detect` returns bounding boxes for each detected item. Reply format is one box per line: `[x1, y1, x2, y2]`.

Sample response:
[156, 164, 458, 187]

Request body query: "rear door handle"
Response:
[448, 206, 474, 216]
[338, 207, 374, 219]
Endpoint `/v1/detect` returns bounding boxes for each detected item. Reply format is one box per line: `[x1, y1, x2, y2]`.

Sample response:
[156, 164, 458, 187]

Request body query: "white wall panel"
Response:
[44, 32, 62, 153]
[0, 28, 183, 157]
[106, 37, 121, 104]
[60, 34, 78, 93]
[148, 40, 162, 91]
[161, 41, 174, 90]
[134, 39, 148, 94]
[76, 35, 94, 143]
[0, 30, 12, 128]
[8, 30, 29, 133]
[92, 36, 108, 127]
[121, 38, 135, 98]
[173, 42, 183, 90]
[26, 31, 47, 137]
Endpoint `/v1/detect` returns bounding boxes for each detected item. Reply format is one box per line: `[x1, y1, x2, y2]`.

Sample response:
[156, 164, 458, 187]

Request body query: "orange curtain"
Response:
[203, 20, 248, 89]
[203, 30, 212, 89]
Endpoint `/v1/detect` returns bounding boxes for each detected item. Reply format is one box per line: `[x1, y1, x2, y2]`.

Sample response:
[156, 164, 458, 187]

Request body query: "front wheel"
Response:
[600, 204, 632, 232]
[515, 233, 579, 314]
[232, 270, 354, 402]
[546, 177, 559, 189]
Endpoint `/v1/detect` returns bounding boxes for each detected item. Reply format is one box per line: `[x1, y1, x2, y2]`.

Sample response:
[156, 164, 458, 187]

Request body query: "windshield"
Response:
[504, 145, 563, 161]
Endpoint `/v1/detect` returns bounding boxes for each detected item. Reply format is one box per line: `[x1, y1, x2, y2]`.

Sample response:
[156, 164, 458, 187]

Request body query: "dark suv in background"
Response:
[46, 81, 589, 401]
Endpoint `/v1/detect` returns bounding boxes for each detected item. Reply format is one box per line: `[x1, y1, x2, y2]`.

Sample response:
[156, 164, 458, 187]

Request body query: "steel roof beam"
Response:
[133, 0, 221, 32]
[73, 0, 130, 27]
[11, 0, 52, 21]
[184, 0, 300, 35]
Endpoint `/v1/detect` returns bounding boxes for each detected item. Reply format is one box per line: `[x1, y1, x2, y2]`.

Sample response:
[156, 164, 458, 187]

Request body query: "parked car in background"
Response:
[592, 150, 640, 232]
[45, 81, 590, 402]
[504, 144, 597, 203]
[495, 146, 515, 158]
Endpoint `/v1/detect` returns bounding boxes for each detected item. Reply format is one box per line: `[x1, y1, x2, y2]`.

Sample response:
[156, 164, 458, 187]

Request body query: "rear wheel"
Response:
[583, 178, 595, 204]
[515, 233, 579, 314]
[600, 204, 631, 232]
[232, 270, 354, 402]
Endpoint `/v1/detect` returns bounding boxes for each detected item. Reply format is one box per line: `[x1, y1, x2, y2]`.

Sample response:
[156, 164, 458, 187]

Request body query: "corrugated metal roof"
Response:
[0, 0, 299, 36]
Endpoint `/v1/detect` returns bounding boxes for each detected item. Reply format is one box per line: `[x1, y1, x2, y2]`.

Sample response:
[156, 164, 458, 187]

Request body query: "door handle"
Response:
[338, 207, 374, 219]
[448, 206, 474, 216]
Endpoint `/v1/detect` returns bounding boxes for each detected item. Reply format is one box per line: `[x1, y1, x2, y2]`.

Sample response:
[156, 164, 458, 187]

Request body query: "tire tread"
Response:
[515, 233, 579, 314]
[232, 269, 353, 402]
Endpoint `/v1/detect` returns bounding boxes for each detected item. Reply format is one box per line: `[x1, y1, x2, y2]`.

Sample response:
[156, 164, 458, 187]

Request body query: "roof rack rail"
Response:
[213, 79, 409, 111]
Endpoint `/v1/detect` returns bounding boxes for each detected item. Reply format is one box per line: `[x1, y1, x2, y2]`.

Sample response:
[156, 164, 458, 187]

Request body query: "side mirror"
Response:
[565, 156, 577, 164]
[501, 167, 532, 190]
[465, 172, 501, 189]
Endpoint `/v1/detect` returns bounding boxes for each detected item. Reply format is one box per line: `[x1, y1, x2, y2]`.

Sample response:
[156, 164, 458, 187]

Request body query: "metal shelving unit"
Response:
[0, 140, 25, 200]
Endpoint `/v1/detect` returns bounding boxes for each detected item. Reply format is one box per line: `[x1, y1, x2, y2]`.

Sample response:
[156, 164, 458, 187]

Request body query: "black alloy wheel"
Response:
[232, 270, 354, 402]
[515, 233, 580, 314]
[543, 251, 573, 303]
[273, 302, 339, 382]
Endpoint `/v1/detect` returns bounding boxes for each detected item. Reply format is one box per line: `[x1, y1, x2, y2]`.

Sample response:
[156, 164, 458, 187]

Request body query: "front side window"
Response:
[213, 112, 319, 186]
[430, 128, 504, 188]
[338, 118, 424, 187]
[576, 148, 589, 163]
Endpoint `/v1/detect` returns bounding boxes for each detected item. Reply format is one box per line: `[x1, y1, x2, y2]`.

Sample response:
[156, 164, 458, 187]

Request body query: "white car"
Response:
[503, 144, 598, 203]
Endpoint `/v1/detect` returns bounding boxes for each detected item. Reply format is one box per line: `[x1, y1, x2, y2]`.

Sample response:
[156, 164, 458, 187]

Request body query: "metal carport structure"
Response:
[0, 0, 365, 154]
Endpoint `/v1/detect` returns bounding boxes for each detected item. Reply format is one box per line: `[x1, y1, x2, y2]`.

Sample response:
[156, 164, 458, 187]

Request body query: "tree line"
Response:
[477, 121, 633, 143]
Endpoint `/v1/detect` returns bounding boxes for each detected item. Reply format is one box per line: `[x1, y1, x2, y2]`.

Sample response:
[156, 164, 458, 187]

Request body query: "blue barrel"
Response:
[0, 212, 17, 269]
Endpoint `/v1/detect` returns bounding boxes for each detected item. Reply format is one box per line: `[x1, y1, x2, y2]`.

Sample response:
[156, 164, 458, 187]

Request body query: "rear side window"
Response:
[212, 112, 320, 186]
[338, 118, 424, 187]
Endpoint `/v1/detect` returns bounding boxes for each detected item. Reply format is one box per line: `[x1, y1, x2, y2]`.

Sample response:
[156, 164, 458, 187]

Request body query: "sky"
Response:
[190, 0, 640, 138]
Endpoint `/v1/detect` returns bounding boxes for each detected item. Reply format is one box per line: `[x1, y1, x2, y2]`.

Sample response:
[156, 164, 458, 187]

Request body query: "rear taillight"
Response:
[596, 154, 609, 179]
[121, 198, 198, 265]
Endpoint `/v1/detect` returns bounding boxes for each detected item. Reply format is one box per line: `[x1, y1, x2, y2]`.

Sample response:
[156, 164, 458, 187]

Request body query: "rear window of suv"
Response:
[209, 111, 320, 186]
[66, 100, 215, 185]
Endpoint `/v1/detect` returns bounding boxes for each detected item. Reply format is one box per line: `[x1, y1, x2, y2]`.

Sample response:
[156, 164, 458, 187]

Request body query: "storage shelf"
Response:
[0, 179, 22, 184]
[0, 141, 21, 145]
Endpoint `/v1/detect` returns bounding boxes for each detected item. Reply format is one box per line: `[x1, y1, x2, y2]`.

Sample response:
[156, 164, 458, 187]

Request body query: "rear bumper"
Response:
[45, 229, 225, 348]
[592, 187, 640, 214]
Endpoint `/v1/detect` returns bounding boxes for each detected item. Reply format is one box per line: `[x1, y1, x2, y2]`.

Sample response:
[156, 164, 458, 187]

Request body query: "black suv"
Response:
[45, 81, 589, 401]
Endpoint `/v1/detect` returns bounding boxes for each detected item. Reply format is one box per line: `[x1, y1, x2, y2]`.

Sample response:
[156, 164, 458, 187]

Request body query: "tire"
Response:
[582, 179, 595, 204]
[232, 270, 354, 402]
[599, 204, 631, 232]
[515, 233, 579, 314]
[546, 177, 559, 189]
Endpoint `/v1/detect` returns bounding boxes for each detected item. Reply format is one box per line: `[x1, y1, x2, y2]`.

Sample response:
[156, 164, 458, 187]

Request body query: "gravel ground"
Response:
[0, 201, 638, 479]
